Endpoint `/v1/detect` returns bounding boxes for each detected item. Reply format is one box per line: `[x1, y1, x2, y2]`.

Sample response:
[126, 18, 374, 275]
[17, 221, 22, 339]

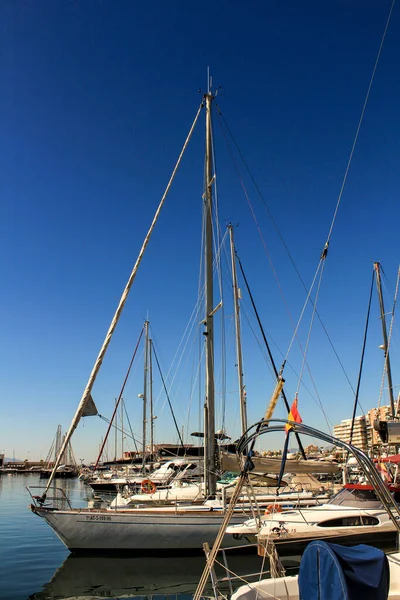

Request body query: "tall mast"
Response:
[374, 262, 395, 415]
[141, 320, 149, 472]
[204, 88, 216, 498]
[228, 225, 247, 436]
[114, 398, 117, 461]
[121, 398, 124, 458]
[149, 337, 154, 464]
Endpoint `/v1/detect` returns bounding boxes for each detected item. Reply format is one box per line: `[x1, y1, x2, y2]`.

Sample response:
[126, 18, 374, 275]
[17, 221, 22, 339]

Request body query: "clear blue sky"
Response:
[1, 1, 399, 461]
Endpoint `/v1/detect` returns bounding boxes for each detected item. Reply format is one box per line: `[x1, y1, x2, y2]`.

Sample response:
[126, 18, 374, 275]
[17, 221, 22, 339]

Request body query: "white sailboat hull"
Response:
[32, 506, 251, 551]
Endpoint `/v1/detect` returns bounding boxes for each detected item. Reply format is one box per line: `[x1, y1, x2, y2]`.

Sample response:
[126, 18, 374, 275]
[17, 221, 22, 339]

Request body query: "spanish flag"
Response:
[285, 396, 302, 433]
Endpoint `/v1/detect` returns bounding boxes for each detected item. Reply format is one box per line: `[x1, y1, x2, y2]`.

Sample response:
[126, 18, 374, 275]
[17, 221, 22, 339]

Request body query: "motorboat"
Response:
[226, 482, 400, 554]
[192, 420, 400, 600]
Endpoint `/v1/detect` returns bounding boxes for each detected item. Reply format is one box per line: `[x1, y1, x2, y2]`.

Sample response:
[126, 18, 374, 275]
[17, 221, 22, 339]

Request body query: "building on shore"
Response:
[333, 405, 392, 453]
[333, 415, 368, 453]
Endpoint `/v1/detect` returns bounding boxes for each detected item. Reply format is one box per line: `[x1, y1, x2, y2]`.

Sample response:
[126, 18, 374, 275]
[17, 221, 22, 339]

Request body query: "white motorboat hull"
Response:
[227, 505, 398, 556]
[228, 503, 394, 537]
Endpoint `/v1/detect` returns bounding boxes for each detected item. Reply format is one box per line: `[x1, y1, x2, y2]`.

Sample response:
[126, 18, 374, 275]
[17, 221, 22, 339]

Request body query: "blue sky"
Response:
[1, 1, 400, 461]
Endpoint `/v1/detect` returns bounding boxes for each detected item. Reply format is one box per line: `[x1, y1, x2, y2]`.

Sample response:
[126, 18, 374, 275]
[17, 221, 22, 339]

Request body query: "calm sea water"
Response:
[0, 474, 269, 600]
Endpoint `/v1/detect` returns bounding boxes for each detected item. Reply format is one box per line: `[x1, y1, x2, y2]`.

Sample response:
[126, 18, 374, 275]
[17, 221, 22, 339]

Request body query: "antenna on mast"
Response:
[207, 66, 212, 94]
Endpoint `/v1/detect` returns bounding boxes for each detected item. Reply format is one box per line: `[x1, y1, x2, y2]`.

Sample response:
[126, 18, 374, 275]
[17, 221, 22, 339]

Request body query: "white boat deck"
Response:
[231, 551, 400, 600]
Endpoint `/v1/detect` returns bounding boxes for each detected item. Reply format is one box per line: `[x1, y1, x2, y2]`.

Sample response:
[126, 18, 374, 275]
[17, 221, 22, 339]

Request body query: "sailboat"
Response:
[28, 84, 277, 552]
[40, 425, 78, 479]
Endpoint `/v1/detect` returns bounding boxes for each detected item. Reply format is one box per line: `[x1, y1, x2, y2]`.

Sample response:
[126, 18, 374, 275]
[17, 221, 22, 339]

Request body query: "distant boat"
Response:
[39, 425, 78, 479]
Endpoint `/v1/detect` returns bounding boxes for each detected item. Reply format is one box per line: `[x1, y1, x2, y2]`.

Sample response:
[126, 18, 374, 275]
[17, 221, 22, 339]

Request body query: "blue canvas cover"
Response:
[298, 541, 390, 600]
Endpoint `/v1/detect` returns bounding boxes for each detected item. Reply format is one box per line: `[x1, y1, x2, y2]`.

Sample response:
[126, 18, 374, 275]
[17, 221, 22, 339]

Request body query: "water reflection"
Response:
[29, 551, 271, 600]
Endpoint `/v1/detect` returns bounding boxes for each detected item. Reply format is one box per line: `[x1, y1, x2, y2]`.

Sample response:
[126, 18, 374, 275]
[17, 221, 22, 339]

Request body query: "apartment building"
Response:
[333, 405, 393, 451]
[333, 415, 368, 452]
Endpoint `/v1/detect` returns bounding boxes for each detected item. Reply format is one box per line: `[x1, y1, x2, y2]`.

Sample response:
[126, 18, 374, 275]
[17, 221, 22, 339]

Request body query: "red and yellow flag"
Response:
[285, 396, 302, 433]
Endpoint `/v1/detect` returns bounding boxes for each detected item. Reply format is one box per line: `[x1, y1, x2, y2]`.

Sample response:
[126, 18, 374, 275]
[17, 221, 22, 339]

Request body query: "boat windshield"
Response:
[329, 487, 382, 508]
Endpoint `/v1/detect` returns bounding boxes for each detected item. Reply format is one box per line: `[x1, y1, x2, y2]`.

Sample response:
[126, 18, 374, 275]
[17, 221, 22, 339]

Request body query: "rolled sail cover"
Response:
[220, 451, 340, 474]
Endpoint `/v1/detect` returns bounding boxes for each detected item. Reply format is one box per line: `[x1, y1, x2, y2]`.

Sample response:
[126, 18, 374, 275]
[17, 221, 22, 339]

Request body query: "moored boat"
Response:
[226, 482, 399, 554]
[29, 83, 286, 553]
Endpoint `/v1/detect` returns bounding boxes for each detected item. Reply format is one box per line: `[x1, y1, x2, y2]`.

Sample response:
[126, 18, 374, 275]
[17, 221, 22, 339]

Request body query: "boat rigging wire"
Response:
[295, 260, 326, 395]
[214, 0, 397, 394]
[215, 109, 337, 418]
[217, 109, 358, 399]
[146, 123, 208, 422]
[325, 0, 396, 245]
[286, 0, 396, 363]
[94, 326, 144, 468]
[152, 342, 185, 449]
[97, 414, 142, 446]
[215, 108, 294, 344]
[235, 251, 307, 459]
[150, 200, 227, 429]
[155, 303, 202, 403]
[122, 398, 139, 454]
[211, 111, 227, 433]
[213, 227, 229, 432]
[284, 260, 324, 363]
[150, 288, 203, 424]
[239, 299, 333, 426]
[187, 338, 206, 442]
[348, 269, 375, 451]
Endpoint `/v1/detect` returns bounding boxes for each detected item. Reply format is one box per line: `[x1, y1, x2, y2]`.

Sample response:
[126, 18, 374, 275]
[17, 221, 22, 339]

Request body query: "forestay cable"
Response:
[291, 0, 396, 361]
[326, 0, 396, 245]
[44, 101, 204, 495]
[216, 110, 332, 416]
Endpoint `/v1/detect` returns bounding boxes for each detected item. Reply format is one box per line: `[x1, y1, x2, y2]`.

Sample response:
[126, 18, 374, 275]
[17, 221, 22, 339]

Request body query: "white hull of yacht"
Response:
[111, 483, 329, 509]
[227, 504, 395, 549]
[31, 505, 251, 551]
